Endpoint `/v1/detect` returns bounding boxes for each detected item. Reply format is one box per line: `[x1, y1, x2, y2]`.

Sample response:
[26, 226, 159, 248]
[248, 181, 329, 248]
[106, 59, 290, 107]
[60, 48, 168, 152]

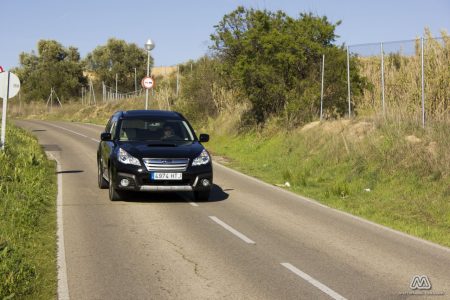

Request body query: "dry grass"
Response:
[356, 30, 449, 122]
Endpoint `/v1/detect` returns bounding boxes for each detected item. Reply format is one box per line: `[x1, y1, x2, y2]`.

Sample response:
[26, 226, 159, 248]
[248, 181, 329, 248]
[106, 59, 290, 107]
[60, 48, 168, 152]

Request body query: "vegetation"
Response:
[12, 38, 153, 103]
[210, 7, 365, 124]
[13, 40, 86, 103]
[357, 29, 449, 121]
[84, 38, 151, 92]
[0, 124, 57, 299]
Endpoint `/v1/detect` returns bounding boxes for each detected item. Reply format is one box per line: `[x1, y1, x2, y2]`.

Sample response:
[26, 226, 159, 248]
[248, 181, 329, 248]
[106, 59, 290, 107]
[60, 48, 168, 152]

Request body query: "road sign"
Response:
[0, 71, 21, 150]
[0, 66, 4, 72]
[0, 71, 21, 99]
[141, 76, 155, 89]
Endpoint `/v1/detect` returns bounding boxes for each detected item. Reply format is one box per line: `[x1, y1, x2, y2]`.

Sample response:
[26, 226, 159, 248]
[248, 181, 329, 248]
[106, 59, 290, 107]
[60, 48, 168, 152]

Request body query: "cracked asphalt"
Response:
[16, 119, 450, 300]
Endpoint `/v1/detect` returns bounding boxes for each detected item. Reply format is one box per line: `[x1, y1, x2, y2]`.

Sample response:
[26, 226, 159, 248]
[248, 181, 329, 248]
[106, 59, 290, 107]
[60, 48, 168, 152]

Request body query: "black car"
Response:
[97, 110, 213, 201]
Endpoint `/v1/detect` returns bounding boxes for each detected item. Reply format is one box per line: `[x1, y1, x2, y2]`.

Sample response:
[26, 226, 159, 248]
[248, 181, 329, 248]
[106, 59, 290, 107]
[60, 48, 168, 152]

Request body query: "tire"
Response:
[98, 159, 108, 189]
[108, 169, 122, 201]
[194, 190, 210, 202]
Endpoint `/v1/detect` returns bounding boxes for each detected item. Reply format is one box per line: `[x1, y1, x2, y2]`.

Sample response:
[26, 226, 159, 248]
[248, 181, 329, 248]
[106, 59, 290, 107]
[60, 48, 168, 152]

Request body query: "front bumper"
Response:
[111, 163, 213, 192]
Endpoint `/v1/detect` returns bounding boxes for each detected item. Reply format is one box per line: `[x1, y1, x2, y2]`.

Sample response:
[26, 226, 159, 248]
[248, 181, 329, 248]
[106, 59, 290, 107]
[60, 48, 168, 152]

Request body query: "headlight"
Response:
[118, 148, 141, 166]
[192, 149, 210, 166]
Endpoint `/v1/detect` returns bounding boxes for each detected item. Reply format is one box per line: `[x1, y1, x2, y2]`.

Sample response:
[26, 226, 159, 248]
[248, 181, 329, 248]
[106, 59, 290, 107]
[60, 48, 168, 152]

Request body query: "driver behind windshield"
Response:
[162, 124, 180, 140]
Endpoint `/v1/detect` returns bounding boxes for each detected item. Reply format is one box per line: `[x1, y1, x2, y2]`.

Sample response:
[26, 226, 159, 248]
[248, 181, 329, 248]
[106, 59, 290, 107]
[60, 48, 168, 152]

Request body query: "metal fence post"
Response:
[91, 81, 96, 105]
[347, 46, 351, 118]
[320, 54, 325, 121]
[380, 42, 385, 117]
[421, 37, 425, 128]
[134, 68, 137, 94]
[176, 65, 180, 96]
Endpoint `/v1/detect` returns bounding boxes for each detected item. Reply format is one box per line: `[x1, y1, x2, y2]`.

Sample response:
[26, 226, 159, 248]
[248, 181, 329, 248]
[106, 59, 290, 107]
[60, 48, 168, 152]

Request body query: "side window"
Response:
[105, 119, 112, 133]
[109, 119, 118, 139]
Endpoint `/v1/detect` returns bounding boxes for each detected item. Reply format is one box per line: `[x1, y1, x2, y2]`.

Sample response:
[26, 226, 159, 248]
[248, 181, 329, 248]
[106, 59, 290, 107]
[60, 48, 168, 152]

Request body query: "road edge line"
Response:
[47, 152, 70, 300]
[212, 161, 450, 254]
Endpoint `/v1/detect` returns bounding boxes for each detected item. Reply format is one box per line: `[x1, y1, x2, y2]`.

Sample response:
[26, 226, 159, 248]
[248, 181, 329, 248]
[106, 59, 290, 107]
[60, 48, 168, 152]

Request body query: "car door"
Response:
[101, 116, 118, 180]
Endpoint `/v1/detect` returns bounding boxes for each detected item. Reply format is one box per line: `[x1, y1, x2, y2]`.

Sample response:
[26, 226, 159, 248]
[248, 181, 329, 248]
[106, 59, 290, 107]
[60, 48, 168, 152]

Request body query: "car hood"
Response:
[118, 141, 205, 159]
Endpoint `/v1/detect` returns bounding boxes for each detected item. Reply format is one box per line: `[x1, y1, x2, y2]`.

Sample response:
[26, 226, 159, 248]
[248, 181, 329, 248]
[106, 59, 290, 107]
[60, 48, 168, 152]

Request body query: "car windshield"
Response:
[118, 118, 195, 142]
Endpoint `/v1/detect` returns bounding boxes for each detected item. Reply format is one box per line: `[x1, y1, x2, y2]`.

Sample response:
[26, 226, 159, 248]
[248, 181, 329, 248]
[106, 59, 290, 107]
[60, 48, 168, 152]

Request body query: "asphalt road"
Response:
[16, 120, 450, 300]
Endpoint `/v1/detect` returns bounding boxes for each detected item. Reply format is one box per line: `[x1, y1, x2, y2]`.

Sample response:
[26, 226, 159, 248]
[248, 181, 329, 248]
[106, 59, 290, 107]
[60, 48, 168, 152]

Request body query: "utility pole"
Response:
[134, 68, 137, 94]
[115, 74, 118, 100]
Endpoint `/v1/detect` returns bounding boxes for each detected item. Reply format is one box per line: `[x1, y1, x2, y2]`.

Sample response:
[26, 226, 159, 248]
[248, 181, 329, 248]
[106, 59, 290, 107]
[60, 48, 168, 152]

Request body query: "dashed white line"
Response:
[90, 138, 100, 143]
[189, 202, 199, 207]
[209, 216, 255, 244]
[281, 263, 347, 300]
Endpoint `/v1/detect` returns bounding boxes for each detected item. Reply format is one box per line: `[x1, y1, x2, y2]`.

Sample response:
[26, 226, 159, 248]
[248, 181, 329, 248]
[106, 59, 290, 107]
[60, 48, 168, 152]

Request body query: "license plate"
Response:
[151, 172, 182, 180]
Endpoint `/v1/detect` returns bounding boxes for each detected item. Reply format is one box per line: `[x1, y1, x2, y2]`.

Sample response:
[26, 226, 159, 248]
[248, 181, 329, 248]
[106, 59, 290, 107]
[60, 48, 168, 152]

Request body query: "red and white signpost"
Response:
[141, 76, 155, 110]
[0, 69, 21, 150]
[141, 76, 155, 90]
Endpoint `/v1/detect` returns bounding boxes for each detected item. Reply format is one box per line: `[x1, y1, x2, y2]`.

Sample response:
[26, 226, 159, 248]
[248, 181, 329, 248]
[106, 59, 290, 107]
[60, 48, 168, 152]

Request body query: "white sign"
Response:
[141, 76, 155, 89]
[0, 72, 21, 100]
[0, 71, 21, 150]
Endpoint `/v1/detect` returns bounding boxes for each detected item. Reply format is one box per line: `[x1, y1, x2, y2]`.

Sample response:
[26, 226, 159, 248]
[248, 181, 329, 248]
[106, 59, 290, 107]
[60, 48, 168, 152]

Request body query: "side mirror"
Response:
[199, 134, 209, 143]
[100, 132, 112, 141]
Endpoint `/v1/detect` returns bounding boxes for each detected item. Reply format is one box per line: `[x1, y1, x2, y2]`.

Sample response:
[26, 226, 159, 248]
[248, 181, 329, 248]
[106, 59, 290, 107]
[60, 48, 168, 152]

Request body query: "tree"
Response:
[14, 40, 86, 102]
[84, 38, 151, 93]
[210, 7, 365, 124]
[175, 57, 222, 122]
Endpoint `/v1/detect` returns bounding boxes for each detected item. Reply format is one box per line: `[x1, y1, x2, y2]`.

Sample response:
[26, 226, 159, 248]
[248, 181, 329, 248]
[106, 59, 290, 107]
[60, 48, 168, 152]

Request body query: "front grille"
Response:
[142, 158, 189, 172]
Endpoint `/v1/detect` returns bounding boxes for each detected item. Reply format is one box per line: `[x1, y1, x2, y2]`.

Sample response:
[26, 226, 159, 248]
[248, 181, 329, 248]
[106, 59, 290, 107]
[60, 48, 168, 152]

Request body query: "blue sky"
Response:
[1, 0, 449, 70]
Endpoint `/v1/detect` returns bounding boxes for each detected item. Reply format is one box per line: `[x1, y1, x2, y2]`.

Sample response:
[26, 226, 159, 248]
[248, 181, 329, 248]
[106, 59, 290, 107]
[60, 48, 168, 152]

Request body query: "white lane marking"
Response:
[281, 263, 346, 300]
[47, 153, 70, 300]
[178, 193, 200, 207]
[76, 122, 104, 128]
[45, 123, 100, 143]
[46, 123, 88, 138]
[209, 216, 255, 244]
[213, 162, 450, 254]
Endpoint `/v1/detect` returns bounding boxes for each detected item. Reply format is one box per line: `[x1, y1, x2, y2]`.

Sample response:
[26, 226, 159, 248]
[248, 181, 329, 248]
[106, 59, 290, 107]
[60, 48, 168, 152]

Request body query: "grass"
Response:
[0, 123, 57, 299]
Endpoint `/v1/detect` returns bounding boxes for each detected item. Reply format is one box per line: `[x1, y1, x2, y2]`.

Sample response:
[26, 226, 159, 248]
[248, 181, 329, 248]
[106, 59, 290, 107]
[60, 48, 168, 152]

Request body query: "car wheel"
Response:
[98, 159, 108, 189]
[108, 169, 122, 201]
[194, 190, 210, 201]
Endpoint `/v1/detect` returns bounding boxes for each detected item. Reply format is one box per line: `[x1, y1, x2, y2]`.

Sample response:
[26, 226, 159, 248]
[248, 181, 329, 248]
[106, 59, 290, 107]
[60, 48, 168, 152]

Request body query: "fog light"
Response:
[120, 179, 130, 187]
[201, 179, 210, 187]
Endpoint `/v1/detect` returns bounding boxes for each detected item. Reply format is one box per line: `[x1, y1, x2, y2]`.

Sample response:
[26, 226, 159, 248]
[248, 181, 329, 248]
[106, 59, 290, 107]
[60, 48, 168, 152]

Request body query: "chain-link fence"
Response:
[346, 35, 449, 126]
[75, 35, 449, 127]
